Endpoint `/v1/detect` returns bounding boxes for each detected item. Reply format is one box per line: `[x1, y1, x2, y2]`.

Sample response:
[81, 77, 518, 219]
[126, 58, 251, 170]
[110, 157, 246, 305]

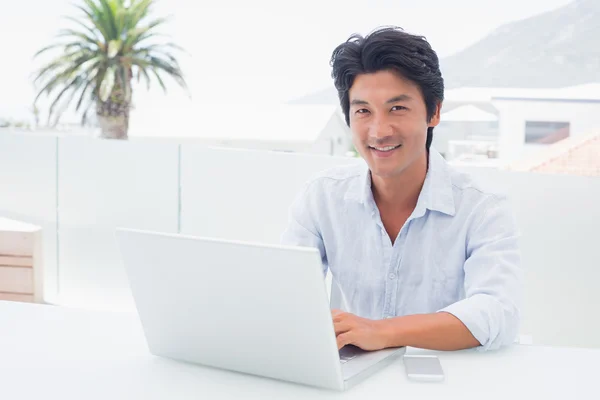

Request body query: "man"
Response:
[281, 27, 522, 352]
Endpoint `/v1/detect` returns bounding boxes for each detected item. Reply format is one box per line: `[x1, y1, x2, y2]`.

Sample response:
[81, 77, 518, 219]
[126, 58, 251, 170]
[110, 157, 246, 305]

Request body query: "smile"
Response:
[369, 144, 401, 152]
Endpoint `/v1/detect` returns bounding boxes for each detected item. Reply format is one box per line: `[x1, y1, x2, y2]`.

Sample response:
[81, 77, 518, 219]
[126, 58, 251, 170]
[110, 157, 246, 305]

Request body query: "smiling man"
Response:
[282, 27, 523, 352]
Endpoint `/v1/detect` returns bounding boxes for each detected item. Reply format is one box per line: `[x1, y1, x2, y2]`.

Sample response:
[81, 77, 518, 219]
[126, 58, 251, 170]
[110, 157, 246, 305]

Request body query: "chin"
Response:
[370, 164, 408, 179]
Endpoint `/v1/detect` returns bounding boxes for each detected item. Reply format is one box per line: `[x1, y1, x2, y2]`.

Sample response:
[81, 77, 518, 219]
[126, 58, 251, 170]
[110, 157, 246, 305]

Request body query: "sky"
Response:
[0, 0, 575, 125]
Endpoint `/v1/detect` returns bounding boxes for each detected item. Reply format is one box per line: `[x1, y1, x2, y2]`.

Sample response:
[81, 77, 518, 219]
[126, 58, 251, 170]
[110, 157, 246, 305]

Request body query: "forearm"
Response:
[379, 312, 481, 351]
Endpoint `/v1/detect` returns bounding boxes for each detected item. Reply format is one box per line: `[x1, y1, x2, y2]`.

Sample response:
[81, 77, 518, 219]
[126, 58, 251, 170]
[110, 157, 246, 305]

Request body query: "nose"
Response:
[368, 114, 394, 140]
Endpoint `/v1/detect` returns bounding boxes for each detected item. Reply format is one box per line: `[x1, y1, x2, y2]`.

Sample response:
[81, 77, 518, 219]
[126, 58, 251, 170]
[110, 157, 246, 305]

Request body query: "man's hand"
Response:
[332, 309, 390, 351]
[332, 311, 481, 351]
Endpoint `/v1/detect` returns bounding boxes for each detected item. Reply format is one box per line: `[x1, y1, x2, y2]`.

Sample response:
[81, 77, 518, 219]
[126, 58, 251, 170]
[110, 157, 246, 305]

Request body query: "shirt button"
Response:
[389, 273, 396, 280]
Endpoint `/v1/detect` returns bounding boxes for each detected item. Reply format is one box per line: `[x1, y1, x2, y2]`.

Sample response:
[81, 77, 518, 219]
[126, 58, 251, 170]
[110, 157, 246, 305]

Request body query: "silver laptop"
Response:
[115, 228, 405, 391]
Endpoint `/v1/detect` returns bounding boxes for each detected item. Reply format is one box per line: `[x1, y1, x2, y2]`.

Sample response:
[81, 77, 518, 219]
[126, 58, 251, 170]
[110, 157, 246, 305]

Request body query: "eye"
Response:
[391, 105, 407, 111]
[355, 108, 370, 115]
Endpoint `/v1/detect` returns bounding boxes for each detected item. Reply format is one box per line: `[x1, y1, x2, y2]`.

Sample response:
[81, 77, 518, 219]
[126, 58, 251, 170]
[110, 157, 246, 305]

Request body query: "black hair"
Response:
[330, 26, 444, 150]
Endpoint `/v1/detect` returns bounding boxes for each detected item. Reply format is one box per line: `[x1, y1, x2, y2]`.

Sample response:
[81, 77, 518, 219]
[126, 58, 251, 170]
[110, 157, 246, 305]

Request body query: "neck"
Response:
[371, 150, 429, 212]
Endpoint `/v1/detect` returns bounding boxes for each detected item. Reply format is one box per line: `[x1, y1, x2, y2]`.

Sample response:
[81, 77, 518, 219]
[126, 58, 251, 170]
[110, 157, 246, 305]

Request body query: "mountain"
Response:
[441, 0, 600, 89]
[290, 0, 600, 104]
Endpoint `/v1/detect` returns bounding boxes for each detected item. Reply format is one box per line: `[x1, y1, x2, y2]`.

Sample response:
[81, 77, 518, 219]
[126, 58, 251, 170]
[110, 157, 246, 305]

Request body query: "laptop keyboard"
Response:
[339, 345, 364, 364]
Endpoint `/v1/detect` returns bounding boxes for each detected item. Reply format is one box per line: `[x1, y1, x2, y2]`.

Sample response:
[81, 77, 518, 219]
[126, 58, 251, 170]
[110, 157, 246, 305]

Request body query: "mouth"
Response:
[368, 144, 402, 157]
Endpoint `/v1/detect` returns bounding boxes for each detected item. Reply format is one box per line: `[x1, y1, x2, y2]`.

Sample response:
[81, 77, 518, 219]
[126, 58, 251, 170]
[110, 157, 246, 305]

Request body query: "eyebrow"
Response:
[350, 94, 413, 106]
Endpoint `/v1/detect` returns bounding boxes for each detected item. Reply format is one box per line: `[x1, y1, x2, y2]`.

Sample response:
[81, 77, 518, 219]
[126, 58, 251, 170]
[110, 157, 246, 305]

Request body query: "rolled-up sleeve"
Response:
[439, 195, 523, 351]
[280, 182, 328, 275]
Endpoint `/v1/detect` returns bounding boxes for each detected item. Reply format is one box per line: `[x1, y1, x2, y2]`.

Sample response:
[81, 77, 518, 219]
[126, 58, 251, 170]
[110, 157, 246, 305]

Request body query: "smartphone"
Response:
[403, 355, 445, 382]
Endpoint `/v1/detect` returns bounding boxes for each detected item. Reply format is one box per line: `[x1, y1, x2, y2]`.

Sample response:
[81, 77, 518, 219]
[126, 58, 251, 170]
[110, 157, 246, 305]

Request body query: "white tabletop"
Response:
[0, 216, 41, 232]
[1, 301, 598, 399]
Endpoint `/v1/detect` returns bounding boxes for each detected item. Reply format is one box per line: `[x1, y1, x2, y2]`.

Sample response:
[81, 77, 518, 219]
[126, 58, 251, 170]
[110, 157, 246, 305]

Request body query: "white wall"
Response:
[129, 133, 335, 156]
[457, 166, 600, 348]
[180, 145, 600, 348]
[1, 134, 599, 348]
[56, 137, 180, 309]
[180, 146, 361, 243]
[493, 99, 600, 161]
[193, 138, 315, 154]
[0, 133, 58, 296]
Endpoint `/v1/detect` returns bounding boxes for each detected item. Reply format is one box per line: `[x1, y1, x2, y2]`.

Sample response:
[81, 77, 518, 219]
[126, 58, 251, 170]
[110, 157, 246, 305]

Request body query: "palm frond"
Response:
[34, 42, 76, 58]
[133, 64, 152, 90]
[128, 0, 153, 28]
[34, 50, 98, 85]
[97, 0, 119, 38]
[149, 67, 167, 93]
[147, 56, 186, 87]
[35, 55, 103, 115]
[75, 73, 97, 111]
[129, 56, 151, 68]
[74, 3, 110, 41]
[121, 17, 168, 51]
[34, 0, 188, 128]
[134, 42, 187, 56]
[47, 75, 87, 124]
[118, 65, 131, 100]
[56, 29, 101, 47]
[63, 15, 103, 42]
[130, 32, 168, 49]
[107, 39, 122, 58]
[99, 65, 117, 101]
[34, 54, 94, 97]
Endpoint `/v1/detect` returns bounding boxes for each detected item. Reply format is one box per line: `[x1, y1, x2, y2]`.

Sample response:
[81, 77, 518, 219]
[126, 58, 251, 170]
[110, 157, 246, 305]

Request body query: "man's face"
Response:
[348, 69, 440, 179]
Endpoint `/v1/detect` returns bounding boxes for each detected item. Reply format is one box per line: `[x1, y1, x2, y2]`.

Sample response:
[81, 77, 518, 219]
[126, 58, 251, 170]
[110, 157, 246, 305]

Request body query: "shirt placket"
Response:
[385, 232, 406, 318]
[380, 226, 395, 319]
[385, 212, 420, 319]
[370, 205, 394, 320]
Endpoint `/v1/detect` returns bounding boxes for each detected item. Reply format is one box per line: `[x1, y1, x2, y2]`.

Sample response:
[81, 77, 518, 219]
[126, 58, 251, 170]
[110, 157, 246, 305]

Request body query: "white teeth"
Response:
[371, 145, 400, 152]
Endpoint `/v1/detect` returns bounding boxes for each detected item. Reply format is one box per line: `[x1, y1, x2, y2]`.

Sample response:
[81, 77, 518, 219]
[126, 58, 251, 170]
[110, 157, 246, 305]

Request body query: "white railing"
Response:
[1, 132, 599, 349]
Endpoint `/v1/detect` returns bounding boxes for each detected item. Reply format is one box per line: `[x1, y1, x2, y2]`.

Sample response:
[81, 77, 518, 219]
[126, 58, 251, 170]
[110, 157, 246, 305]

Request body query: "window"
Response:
[525, 121, 570, 144]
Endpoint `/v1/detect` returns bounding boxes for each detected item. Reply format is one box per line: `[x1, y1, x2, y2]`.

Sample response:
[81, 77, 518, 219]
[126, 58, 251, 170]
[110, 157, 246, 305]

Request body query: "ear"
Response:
[428, 101, 442, 127]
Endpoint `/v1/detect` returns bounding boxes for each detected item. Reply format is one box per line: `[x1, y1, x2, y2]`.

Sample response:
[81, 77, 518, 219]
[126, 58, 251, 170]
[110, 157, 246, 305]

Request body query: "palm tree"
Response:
[33, 0, 187, 139]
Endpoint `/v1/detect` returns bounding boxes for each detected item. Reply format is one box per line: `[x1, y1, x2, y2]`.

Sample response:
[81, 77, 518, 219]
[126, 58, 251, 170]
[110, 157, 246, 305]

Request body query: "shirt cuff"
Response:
[438, 295, 497, 351]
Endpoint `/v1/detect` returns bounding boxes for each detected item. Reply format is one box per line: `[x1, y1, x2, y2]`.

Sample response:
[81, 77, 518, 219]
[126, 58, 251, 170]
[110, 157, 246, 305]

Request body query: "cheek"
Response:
[350, 124, 368, 143]
[351, 135, 366, 155]
[399, 119, 428, 141]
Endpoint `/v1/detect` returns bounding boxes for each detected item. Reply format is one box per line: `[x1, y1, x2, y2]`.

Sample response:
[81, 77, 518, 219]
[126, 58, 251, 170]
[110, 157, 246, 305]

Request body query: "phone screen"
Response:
[403, 355, 445, 381]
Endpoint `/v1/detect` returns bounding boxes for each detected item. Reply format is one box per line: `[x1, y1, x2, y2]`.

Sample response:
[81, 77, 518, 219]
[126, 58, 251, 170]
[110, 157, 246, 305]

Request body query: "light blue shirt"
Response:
[281, 149, 523, 351]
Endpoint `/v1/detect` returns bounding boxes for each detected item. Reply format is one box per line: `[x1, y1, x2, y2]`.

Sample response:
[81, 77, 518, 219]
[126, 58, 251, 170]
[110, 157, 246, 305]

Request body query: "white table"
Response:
[1, 301, 598, 399]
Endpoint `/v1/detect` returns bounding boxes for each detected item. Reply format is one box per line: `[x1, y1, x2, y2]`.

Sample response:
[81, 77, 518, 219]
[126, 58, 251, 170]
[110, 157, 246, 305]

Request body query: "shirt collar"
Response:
[345, 149, 456, 217]
[418, 149, 456, 216]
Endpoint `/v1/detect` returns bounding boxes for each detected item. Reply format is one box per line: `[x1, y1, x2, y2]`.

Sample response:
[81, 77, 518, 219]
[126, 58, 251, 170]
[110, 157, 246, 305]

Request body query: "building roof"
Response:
[506, 131, 600, 177]
[441, 105, 498, 122]
[128, 104, 341, 142]
[445, 83, 600, 103]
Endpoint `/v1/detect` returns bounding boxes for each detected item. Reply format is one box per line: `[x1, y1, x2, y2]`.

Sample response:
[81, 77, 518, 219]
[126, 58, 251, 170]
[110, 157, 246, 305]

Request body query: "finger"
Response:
[332, 311, 352, 323]
[336, 332, 354, 350]
[331, 309, 344, 317]
[333, 320, 353, 335]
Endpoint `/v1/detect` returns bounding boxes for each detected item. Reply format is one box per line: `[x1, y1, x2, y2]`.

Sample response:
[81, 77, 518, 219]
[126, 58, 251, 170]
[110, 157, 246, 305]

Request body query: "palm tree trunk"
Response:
[97, 112, 128, 139]
[96, 84, 131, 140]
